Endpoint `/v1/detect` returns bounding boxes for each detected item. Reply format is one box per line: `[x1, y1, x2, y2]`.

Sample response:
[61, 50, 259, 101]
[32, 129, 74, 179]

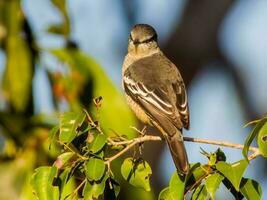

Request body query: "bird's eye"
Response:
[143, 34, 157, 43]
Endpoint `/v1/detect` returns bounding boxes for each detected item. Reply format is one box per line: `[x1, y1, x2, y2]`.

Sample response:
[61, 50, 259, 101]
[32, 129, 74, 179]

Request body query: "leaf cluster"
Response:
[31, 109, 266, 200]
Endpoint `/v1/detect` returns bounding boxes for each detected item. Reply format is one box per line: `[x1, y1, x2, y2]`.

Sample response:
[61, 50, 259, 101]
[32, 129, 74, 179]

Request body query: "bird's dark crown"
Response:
[130, 24, 158, 44]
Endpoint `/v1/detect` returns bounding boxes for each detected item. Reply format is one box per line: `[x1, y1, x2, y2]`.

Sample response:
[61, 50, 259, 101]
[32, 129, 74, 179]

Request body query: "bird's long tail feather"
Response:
[165, 129, 189, 175]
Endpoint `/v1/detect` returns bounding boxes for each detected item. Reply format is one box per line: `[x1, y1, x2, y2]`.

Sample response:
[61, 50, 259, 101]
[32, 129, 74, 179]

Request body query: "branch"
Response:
[105, 135, 160, 164]
[105, 134, 261, 164]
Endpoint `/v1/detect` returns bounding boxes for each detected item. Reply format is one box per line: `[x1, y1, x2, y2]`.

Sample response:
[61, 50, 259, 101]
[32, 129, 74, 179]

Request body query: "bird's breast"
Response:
[125, 94, 151, 125]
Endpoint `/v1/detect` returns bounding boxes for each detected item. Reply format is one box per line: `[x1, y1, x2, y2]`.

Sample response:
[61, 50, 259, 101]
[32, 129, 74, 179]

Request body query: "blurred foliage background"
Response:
[0, 0, 266, 199]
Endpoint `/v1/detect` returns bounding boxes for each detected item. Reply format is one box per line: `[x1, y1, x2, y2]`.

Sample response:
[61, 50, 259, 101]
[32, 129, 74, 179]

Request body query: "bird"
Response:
[122, 24, 190, 175]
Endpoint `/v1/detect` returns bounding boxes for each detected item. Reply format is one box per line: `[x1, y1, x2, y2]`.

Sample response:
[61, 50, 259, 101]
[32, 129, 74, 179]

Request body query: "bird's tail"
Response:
[165, 129, 189, 175]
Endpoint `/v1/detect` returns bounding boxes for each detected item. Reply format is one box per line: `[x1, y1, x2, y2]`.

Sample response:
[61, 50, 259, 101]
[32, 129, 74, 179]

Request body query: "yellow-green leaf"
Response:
[31, 166, 59, 200]
[169, 172, 185, 200]
[158, 187, 173, 200]
[85, 158, 106, 181]
[205, 173, 224, 199]
[2, 0, 33, 112]
[216, 160, 248, 191]
[83, 175, 108, 200]
[185, 163, 210, 190]
[59, 112, 85, 143]
[4, 36, 32, 112]
[121, 158, 152, 191]
[88, 133, 107, 153]
[50, 0, 70, 36]
[240, 178, 262, 200]
[192, 185, 208, 200]
[257, 121, 267, 157]
[243, 118, 267, 161]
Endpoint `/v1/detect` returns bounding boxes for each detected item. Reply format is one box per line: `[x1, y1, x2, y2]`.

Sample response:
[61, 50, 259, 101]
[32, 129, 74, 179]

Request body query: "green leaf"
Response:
[59, 112, 86, 143]
[121, 158, 152, 191]
[83, 175, 108, 200]
[240, 178, 262, 200]
[55, 152, 75, 169]
[47, 24, 66, 35]
[50, 0, 70, 36]
[205, 173, 224, 200]
[88, 133, 107, 153]
[192, 185, 208, 200]
[2, 0, 33, 112]
[49, 126, 59, 149]
[51, 0, 66, 12]
[185, 163, 211, 191]
[49, 126, 59, 140]
[85, 158, 106, 181]
[257, 121, 267, 157]
[169, 172, 185, 200]
[216, 160, 248, 191]
[243, 118, 267, 161]
[57, 168, 75, 199]
[158, 187, 172, 200]
[4, 37, 32, 112]
[31, 166, 59, 200]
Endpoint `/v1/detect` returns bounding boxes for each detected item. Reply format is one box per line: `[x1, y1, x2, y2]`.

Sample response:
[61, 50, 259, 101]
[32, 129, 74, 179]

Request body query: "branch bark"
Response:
[105, 134, 261, 164]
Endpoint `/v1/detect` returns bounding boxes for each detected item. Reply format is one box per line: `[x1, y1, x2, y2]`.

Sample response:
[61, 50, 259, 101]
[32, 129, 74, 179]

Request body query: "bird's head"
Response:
[128, 24, 159, 56]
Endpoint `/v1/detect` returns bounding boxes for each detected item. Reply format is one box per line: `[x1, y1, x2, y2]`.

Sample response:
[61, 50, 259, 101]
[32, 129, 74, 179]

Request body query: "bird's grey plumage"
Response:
[122, 24, 189, 174]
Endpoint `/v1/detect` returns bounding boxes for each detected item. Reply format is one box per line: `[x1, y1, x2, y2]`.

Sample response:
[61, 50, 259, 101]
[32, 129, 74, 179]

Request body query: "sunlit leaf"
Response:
[50, 0, 70, 36]
[57, 168, 75, 199]
[59, 112, 86, 143]
[243, 118, 267, 161]
[216, 160, 248, 191]
[88, 132, 107, 153]
[169, 172, 185, 200]
[158, 187, 173, 200]
[192, 184, 208, 200]
[205, 173, 224, 199]
[257, 121, 267, 157]
[185, 163, 211, 191]
[49, 126, 59, 148]
[4, 37, 32, 112]
[83, 175, 108, 200]
[31, 166, 59, 200]
[51, 0, 66, 10]
[47, 24, 66, 35]
[85, 158, 106, 181]
[121, 158, 152, 191]
[1, 0, 33, 112]
[240, 178, 262, 200]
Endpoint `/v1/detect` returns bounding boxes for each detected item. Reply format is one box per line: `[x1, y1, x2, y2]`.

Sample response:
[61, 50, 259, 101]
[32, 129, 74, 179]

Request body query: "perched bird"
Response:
[122, 24, 190, 174]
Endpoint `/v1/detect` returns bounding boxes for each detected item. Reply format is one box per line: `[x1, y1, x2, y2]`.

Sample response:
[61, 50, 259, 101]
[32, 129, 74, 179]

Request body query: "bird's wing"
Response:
[123, 54, 189, 132]
[172, 78, 190, 129]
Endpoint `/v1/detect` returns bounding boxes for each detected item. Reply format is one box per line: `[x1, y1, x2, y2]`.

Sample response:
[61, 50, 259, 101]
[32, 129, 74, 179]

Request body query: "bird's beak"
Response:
[134, 45, 138, 53]
[133, 40, 139, 53]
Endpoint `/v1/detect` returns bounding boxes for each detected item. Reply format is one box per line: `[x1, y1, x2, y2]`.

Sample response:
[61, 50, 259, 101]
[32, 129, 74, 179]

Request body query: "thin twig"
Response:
[105, 135, 261, 164]
[105, 135, 161, 164]
[183, 137, 259, 153]
[248, 150, 261, 160]
[58, 140, 88, 160]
